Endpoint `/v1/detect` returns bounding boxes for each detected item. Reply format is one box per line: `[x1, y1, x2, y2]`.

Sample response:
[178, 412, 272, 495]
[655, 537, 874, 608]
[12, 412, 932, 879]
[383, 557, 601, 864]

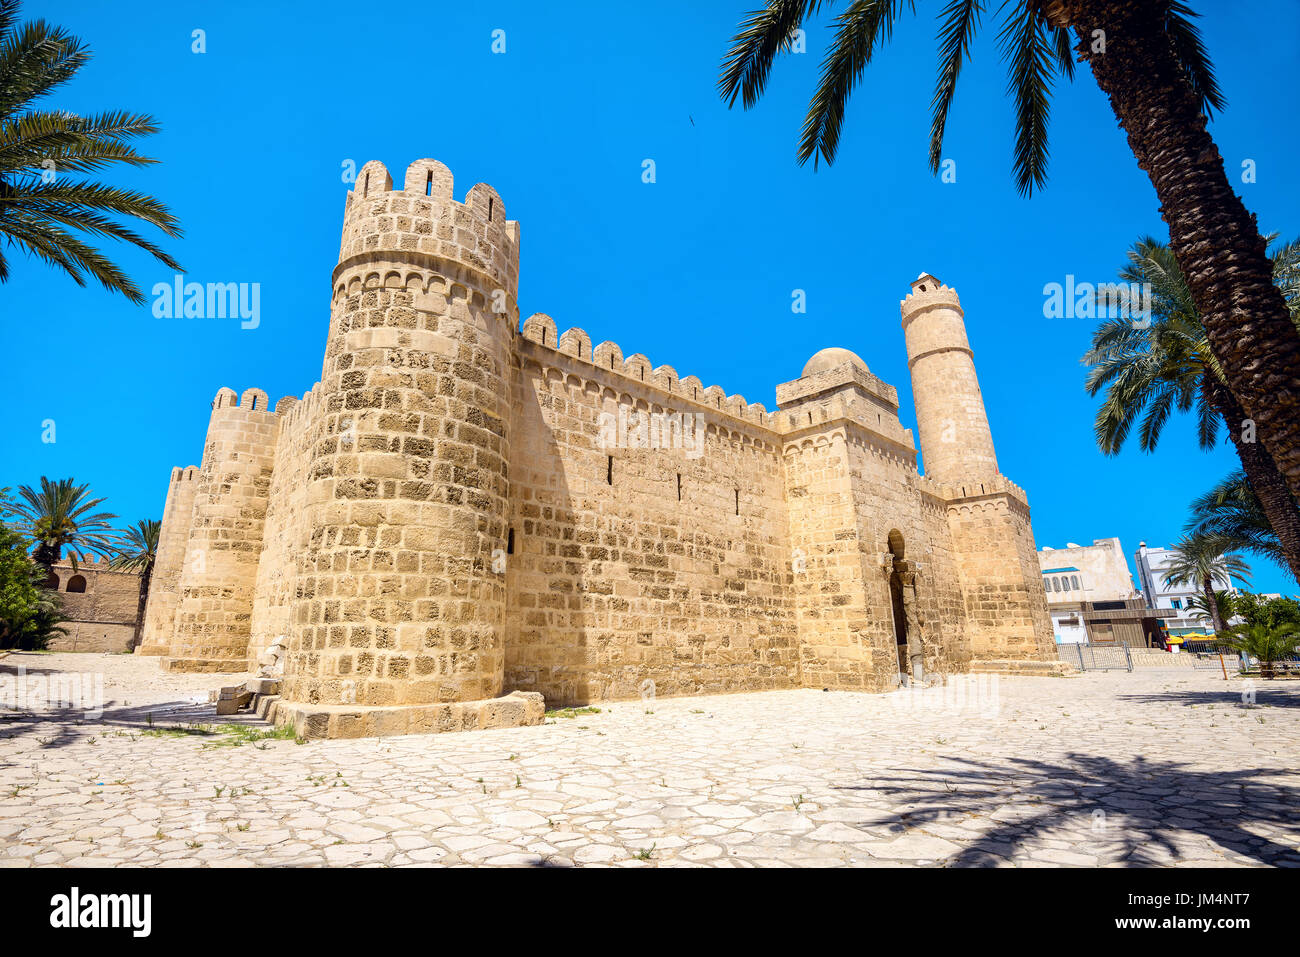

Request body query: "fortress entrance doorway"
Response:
[886, 530, 909, 679]
[889, 568, 909, 676]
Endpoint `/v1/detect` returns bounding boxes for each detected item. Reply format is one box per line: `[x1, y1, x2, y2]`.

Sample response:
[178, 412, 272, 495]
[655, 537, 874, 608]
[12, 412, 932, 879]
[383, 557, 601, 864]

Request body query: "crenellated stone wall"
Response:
[161, 388, 279, 672]
[137, 465, 199, 656]
[503, 337, 799, 706]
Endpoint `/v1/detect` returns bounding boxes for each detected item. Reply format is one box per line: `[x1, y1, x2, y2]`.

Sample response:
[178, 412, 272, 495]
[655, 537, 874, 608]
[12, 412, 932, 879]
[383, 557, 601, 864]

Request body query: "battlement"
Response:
[168, 465, 200, 484]
[210, 385, 319, 421]
[518, 312, 777, 431]
[272, 383, 323, 429]
[919, 472, 1029, 508]
[900, 272, 963, 327]
[335, 158, 520, 300]
[211, 386, 277, 413]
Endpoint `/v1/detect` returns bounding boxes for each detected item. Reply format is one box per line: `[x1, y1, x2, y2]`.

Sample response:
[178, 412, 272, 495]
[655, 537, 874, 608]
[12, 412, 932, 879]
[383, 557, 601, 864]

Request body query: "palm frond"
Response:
[1163, 1, 1225, 118]
[1269, 235, 1300, 323]
[0, 110, 162, 175]
[0, 16, 89, 117]
[0, 6, 180, 302]
[719, 0, 824, 109]
[1193, 372, 1220, 451]
[996, 0, 1056, 196]
[1187, 470, 1288, 569]
[928, 0, 984, 174]
[1162, 533, 1252, 591]
[0, 212, 146, 301]
[799, 0, 913, 168]
[107, 518, 160, 572]
[1050, 23, 1074, 80]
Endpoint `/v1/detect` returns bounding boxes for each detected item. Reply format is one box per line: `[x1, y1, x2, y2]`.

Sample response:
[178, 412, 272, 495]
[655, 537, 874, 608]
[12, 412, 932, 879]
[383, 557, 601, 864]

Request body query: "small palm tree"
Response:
[717, 1, 1300, 510]
[7, 477, 119, 572]
[1162, 534, 1251, 634]
[1083, 236, 1300, 585]
[1222, 622, 1300, 679]
[108, 518, 159, 649]
[1188, 471, 1291, 580]
[0, 0, 182, 302]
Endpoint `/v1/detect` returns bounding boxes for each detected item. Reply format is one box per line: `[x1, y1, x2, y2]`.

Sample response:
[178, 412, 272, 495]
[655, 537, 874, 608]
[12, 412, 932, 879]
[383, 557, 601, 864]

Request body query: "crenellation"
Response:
[593, 340, 623, 370]
[622, 353, 652, 382]
[558, 327, 593, 362]
[240, 387, 270, 411]
[144, 159, 1058, 738]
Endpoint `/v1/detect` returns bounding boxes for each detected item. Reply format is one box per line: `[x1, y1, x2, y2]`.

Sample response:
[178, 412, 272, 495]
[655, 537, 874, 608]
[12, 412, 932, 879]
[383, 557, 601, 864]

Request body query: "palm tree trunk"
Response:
[32, 543, 59, 574]
[1060, 0, 1300, 504]
[1205, 377, 1300, 584]
[1202, 579, 1224, 634]
[132, 561, 152, 650]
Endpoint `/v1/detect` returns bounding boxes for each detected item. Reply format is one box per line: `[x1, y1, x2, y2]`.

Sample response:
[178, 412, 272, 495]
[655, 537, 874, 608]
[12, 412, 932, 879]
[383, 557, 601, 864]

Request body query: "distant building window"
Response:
[1062, 577, 1071, 592]
[1171, 599, 1182, 610]
[1053, 578, 1061, 592]
[66, 574, 87, 593]
[45, 572, 59, 590]
[1071, 575, 1080, 589]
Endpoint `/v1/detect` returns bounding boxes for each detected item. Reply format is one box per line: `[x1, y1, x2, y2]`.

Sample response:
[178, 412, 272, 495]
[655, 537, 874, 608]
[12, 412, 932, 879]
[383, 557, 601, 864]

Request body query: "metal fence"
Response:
[1056, 641, 1245, 672]
[1057, 643, 1133, 672]
[1181, 641, 1300, 676]
[1179, 640, 1245, 672]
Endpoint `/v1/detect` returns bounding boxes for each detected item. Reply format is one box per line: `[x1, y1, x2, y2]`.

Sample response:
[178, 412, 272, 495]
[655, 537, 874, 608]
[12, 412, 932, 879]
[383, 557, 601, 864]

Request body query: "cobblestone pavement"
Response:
[1, 652, 1297, 867]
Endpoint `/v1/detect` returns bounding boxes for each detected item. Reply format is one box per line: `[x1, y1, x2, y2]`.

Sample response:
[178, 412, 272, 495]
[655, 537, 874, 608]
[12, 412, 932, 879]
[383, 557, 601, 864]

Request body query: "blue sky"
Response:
[4, 0, 1297, 594]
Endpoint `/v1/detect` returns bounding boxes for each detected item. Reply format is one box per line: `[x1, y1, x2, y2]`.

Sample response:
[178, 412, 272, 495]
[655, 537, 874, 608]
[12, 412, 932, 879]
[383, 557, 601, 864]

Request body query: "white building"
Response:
[1037, 538, 1155, 645]
[1133, 542, 1238, 637]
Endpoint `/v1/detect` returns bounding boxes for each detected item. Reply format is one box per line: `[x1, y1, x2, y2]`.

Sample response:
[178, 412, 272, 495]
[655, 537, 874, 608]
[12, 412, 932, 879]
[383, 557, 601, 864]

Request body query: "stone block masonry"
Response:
[139, 157, 1062, 738]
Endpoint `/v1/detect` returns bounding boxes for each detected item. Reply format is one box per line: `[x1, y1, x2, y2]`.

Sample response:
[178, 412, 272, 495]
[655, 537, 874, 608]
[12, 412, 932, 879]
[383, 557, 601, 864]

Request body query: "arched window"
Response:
[1071, 575, 1081, 589]
[66, 574, 87, 593]
[1062, 577, 1071, 592]
[45, 572, 59, 590]
[1052, 577, 1061, 592]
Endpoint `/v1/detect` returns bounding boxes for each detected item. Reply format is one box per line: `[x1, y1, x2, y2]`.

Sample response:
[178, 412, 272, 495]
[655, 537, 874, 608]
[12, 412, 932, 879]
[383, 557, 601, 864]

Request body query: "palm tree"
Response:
[7, 477, 119, 572]
[1221, 622, 1300, 679]
[1188, 471, 1293, 580]
[108, 518, 159, 649]
[1083, 236, 1300, 583]
[0, 0, 182, 303]
[1184, 588, 1238, 629]
[1162, 533, 1251, 633]
[717, 1, 1300, 508]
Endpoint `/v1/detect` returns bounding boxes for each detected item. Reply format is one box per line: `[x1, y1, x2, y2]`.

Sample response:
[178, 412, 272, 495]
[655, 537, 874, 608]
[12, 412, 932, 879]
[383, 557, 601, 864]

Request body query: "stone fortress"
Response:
[137, 157, 1060, 738]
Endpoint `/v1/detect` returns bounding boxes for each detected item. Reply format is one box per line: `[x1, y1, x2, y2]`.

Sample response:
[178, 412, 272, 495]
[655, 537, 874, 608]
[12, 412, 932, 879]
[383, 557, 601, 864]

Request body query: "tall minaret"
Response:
[900, 273, 998, 483]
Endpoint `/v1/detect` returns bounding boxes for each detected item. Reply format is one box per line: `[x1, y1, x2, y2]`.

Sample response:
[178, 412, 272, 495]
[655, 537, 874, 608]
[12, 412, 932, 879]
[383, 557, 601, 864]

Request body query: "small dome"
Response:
[802, 347, 868, 378]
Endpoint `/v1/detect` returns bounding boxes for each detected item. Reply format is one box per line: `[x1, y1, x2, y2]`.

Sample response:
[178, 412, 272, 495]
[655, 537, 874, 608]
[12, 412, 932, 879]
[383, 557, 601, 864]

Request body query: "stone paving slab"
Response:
[1, 652, 1298, 867]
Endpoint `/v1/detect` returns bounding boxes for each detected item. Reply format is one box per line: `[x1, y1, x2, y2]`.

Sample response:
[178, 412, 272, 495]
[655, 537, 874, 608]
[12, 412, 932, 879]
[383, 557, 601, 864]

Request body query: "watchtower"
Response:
[284, 159, 522, 713]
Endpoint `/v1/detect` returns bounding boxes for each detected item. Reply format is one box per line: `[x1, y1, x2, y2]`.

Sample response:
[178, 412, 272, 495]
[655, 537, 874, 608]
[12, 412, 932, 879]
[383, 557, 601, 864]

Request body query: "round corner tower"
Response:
[284, 158, 521, 709]
[900, 273, 998, 483]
